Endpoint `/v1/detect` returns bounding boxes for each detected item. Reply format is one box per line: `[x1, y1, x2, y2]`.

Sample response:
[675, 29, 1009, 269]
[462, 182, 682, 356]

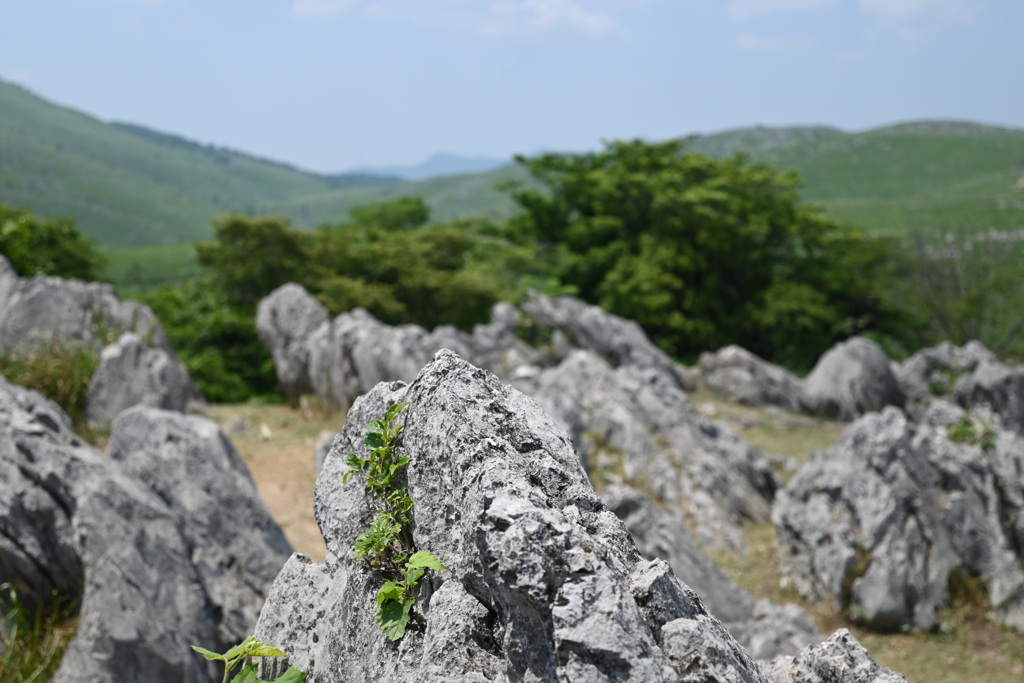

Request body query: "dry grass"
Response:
[210, 401, 342, 562]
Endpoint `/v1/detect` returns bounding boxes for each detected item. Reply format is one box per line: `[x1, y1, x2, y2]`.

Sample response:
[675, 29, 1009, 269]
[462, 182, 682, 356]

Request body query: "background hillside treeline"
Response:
[4, 135, 1023, 404]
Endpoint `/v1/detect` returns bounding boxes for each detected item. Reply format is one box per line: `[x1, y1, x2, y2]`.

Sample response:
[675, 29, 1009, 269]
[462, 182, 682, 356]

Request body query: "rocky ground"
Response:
[215, 392, 1024, 682]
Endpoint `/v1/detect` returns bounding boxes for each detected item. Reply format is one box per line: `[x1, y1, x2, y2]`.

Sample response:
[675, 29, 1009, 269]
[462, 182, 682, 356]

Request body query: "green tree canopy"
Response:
[194, 214, 309, 309]
[505, 139, 904, 368]
[0, 203, 104, 280]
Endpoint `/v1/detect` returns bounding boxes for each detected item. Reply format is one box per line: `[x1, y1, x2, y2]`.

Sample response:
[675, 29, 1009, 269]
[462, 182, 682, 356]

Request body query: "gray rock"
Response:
[800, 337, 905, 421]
[520, 350, 778, 554]
[772, 404, 1024, 632]
[255, 350, 768, 682]
[896, 340, 998, 420]
[0, 254, 168, 355]
[602, 485, 821, 659]
[698, 345, 803, 411]
[953, 359, 1024, 436]
[0, 376, 292, 682]
[762, 629, 907, 682]
[255, 283, 331, 402]
[85, 331, 205, 427]
[313, 429, 336, 474]
[520, 292, 696, 391]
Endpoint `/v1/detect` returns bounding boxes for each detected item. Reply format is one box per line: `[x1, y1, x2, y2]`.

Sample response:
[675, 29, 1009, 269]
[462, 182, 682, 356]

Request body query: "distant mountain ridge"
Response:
[352, 153, 510, 180]
[2, 76, 1023, 253]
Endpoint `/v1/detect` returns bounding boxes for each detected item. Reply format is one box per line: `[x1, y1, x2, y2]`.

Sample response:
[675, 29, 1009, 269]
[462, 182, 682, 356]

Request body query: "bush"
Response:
[0, 338, 99, 430]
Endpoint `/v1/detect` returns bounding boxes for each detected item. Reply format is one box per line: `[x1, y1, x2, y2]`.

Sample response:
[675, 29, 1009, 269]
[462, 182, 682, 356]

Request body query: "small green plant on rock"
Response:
[947, 411, 997, 452]
[191, 635, 306, 683]
[344, 401, 448, 641]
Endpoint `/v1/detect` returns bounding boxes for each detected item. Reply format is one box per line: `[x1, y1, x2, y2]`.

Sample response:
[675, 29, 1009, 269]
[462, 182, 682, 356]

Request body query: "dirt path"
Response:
[211, 403, 340, 562]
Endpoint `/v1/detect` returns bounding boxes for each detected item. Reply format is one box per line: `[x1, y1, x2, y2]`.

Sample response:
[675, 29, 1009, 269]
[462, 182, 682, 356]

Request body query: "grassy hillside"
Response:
[690, 121, 1024, 235]
[5, 75, 1023, 268]
[0, 79, 400, 246]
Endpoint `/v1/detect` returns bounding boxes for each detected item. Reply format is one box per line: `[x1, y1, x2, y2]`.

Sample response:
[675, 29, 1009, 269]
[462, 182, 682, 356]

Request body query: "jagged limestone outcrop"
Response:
[773, 402, 1024, 632]
[0, 376, 291, 682]
[255, 351, 904, 682]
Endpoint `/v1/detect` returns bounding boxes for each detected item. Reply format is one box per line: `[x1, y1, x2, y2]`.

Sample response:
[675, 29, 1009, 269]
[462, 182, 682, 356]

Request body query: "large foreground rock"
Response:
[255, 351, 768, 681]
[773, 403, 1024, 632]
[256, 351, 904, 681]
[0, 377, 292, 682]
[800, 337, 904, 421]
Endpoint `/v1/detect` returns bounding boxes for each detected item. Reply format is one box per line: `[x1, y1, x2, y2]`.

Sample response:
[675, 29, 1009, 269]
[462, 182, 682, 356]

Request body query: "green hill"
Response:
[4, 75, 1023, 289]
[689, 121, 1024, 236]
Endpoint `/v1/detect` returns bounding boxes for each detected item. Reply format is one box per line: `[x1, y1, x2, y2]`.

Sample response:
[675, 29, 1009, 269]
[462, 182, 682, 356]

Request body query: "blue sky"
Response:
[2, 0, 1021, 173]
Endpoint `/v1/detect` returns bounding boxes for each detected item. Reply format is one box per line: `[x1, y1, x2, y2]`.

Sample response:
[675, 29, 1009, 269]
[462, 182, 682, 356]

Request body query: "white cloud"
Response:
[291, 0, 622, 35]
[290, 0, 358, 20]
[733, 33, 815, 52]
[727, 0, 836, 20]
[859, 0, 972, 23]
[859, 0, 975, 42]
[483, 0, 619, 36]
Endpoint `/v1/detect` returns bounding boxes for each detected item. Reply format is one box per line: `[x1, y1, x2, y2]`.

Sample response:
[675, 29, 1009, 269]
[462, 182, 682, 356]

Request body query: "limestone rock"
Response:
[520, 350, 778, 553]
[601, 485, 821, 660]
[762, 629, 907, 682]
[896, 340, 998, 420]
[0, 376, 291, 682]
[772, 404, 1024, 632]
[698, 345, 803, 411]
[800, 337, 904, 421]
[85, 331, 205, 427]
[255, 350, 768, 682]
[953, 359, 1024, 436]
[519, 292, 696, 391]
[256, 283, 331, 402]
[0, 254, 168, 355]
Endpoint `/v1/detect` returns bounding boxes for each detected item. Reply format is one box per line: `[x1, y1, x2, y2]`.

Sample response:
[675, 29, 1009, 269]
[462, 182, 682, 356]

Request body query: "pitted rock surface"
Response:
[85, 331, 205, 426]
[254, 350, 769, 682]
[0, 254, 168, 355]
[0, 376, 291, 682]
[773, 403, 1024, 632]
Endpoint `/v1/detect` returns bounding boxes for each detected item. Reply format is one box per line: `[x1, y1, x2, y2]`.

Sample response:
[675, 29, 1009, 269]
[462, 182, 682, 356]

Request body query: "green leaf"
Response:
[406, 550, 448, 572]
[377, 597, 415, 641]
[230, 664, 308, 683]
[231, 664, 261, 683]
[190, 645, 226, 662]
[365, 432, 385, 449]
[247, 644, 288, 658]
[224, 636, 256, 660]
[376, 580, 405, 606]
[386, 402, 410, 420]
[404, 567, 425, 587]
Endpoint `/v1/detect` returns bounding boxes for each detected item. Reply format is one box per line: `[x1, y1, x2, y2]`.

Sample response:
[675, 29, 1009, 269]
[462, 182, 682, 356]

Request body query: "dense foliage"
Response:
[504, 139, 908, 369]
[0, 202, 104, 280]
[156, 197, 545, 399]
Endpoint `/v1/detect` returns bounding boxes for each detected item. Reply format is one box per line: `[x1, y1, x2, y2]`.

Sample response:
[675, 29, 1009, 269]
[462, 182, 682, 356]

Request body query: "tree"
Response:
[899, 225, 1024, 359]
[505, 139, 902, 369]
[0, 203, 104, 280]
[194, 215, 310, 309]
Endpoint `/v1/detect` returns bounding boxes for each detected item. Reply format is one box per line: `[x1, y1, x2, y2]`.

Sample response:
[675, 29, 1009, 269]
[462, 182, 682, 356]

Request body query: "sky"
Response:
[2, 0, 1022, 173]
